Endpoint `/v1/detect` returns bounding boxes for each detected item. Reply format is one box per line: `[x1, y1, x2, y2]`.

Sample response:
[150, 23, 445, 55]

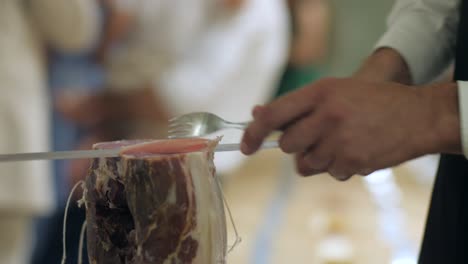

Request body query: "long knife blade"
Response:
[0, 141, 278, 162]
[0, 149, 120, 162]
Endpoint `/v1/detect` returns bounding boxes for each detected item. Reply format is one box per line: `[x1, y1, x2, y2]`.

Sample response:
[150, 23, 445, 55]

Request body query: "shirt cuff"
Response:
[457, 81, 468, 158]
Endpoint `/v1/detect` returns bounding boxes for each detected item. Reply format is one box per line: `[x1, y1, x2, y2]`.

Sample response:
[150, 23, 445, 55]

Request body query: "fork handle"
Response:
[259, 140, 279, 150]
[224, 121, 282, 142]
[215, 140, 278, 152]
[224, 121, 249, 130]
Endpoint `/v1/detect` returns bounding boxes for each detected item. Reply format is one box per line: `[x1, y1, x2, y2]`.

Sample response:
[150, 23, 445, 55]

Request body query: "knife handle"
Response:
[215, 140, 278, 152]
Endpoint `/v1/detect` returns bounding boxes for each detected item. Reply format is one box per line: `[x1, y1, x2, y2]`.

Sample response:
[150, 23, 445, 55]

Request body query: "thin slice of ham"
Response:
[83, 138, 226, 264]
[120, 138, 215, 156]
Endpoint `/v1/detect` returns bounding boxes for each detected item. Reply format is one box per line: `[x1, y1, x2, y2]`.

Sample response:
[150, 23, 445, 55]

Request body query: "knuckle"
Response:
[297, 166, 311, 177]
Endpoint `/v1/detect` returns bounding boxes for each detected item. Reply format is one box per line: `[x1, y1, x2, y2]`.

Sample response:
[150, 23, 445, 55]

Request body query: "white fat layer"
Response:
[185, 152, 227, 264]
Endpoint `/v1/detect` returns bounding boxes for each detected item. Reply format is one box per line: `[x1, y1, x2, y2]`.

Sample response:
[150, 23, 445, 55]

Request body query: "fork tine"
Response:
[168, 126, 193, 133]
[168, 128, 192, 135]
[168, 122, 193, 129]
[167, 115, 194, 138]
[168, 114, 191, 123]
[168, 118, 191, 125]
[168, 112, 228, 138]
[168, 127, 192, 134]
[168, 116, 182, 122]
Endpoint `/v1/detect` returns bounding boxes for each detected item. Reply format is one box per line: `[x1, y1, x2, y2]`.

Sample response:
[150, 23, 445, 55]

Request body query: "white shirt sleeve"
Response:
[375, 0, 460, 84]
[28, 0, 101, 52]
[457, 81, 468, 157]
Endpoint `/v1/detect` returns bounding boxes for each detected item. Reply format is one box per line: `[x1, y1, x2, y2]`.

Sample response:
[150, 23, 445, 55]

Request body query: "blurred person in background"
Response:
[0, 0, 99, 263]
[31, 2, 107, 264]
[276, 0, 330, 98]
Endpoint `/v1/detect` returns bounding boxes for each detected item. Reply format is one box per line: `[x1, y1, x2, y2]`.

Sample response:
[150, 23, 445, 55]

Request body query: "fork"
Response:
[168, 112, 278, 150]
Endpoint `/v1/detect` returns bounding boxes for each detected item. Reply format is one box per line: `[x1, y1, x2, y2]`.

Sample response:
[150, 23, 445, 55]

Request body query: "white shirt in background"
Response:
[0, 0, 99, 214]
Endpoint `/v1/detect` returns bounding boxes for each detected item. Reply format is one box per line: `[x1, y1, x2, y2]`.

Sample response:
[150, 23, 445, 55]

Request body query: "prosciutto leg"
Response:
[83, 139, 226, 264]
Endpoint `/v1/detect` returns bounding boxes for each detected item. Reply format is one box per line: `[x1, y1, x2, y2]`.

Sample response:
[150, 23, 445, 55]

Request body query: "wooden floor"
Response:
[221, 150, 435, 264]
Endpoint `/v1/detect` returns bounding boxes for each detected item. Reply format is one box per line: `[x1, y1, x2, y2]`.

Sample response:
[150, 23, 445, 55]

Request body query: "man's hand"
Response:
[241, 78, 460, 180]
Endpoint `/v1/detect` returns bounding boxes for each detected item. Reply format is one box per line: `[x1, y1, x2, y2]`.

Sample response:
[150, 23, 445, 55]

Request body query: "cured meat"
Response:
[83, 138, 227, 264]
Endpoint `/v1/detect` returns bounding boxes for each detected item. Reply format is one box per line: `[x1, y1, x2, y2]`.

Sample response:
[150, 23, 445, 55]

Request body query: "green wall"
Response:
[324, 0, 396, 77]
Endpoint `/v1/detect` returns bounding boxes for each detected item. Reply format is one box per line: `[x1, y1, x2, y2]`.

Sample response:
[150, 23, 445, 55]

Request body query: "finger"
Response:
[295, 152, 325, 177]
[254, 85, 319, 127]
[241, 111, 271, 155]
[302, 139, 336, 172]
[328, 160, 354, 181]
[242, 86, 319, 154]
[329, 169, 353, 181]
[279, 109, 328, 153]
